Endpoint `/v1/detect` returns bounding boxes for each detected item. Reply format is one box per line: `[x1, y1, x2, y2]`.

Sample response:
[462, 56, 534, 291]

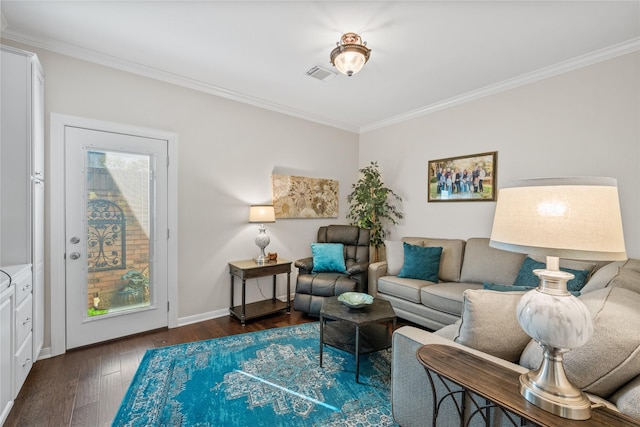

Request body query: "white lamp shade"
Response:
[248, 205, 275, 223]
[490, 177, 626, 261]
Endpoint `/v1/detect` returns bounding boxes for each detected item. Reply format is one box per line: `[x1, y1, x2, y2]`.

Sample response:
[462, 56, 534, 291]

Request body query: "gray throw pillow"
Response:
[454, 289, 530, 363]
[384, 240, 404, 276]
[519, 287, 640, 398]
[580, 261, 624, 294]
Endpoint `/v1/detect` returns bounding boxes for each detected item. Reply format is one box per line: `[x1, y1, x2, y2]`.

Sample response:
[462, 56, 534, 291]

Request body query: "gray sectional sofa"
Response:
[368, 237, 532, 330]
[367, 236, 640, 424]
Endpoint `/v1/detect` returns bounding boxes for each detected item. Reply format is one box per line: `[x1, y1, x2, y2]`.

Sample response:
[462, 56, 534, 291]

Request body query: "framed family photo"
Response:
[427, 151, 497, 202]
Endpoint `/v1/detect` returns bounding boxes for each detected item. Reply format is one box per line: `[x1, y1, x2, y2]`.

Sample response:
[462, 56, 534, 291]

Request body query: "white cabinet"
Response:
[0, 278, 15, 426]
[0, 264, 31, 426]
[11, 267, 33, 394]
[0, 45, 45, 362]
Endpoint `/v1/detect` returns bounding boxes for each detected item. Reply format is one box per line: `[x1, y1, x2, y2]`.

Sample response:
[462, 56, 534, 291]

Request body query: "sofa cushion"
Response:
[398, 243, 442, 282]
[384, 240, 404, 276]
[403, 237, 465, 282]
[460, 237, 526, 285]
[513, 256, 591, 293]
[608, 266, 640, 294]
[611, 374, 640, 421]
[310, 243, 347, 273]
[421, 282, 483, 316]
[454, 289, 531, 362]
[520, 287, 640, 398]
[377, 276, 425, 303]
[622, 258, 640, 272]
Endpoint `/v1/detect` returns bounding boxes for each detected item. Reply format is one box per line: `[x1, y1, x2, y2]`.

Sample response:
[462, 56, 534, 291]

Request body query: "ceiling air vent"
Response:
[306, 65, 337, 82]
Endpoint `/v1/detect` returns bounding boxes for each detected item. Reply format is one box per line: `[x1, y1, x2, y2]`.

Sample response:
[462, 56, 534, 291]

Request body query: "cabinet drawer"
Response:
[15, 332, 33, 393]
[13, 269, 32, 306]
[15, 294, 33, 347]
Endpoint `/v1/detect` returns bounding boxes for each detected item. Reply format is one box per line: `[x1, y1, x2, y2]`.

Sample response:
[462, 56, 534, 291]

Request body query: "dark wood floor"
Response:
[5, 310, 319, 427]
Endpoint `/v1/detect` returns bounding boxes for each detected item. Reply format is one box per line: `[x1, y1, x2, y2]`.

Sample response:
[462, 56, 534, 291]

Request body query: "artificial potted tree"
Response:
[346, 161, 403, 262]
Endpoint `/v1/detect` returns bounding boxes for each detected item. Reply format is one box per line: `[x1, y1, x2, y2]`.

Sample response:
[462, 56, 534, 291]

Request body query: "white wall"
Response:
[6, 39, 639, 351]
[4, 41, 360, 346]
[359, 52, 640, 258]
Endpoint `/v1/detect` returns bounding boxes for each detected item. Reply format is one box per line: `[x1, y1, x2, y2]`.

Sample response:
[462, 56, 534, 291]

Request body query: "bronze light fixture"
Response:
[330, 32, 371, 76]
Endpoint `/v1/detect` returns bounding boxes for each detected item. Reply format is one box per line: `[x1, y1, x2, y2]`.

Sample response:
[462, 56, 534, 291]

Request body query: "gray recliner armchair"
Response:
[293, 225, 370, 316]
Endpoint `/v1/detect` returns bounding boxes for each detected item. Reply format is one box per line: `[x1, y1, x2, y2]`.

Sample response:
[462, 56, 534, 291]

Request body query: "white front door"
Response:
[64, 126, 169, 349]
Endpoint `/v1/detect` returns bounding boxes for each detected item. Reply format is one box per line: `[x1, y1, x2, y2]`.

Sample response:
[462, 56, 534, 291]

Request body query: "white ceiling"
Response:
[1, 1, 639, 133]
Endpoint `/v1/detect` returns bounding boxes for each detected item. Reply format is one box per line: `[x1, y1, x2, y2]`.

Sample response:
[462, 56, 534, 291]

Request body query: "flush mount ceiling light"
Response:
[330, 32, 371, 77]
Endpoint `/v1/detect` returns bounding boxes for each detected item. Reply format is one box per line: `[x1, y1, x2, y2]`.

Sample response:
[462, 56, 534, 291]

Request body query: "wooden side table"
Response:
[417, 344, 640, 427]
[228, 258, 291, 325]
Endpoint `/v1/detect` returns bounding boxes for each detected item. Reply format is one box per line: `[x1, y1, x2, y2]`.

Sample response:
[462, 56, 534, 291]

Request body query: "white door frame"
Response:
[50, 113, 178, 356]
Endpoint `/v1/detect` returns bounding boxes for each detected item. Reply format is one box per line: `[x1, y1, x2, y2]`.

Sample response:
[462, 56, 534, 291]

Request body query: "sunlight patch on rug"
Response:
[112, 322, 397, 426]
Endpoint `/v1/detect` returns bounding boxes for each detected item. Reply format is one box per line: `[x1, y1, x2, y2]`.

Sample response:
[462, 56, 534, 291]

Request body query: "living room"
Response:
[1, 1, 639, 425]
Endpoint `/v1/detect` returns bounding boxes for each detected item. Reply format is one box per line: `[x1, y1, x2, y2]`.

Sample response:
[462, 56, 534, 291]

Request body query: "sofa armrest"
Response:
[346, 261, 369, 276]
[295, 257, 313, 275]
[392, 326, 529, 427]
[368, 261, 388, 296]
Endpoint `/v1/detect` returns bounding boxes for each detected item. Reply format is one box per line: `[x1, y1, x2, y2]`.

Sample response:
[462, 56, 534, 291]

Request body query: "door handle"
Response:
[70, 252, 81, 260]
[70, 236, 80, 244]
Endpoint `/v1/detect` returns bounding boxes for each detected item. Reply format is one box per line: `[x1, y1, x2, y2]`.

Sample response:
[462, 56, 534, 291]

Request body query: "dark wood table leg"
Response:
[355, 325, 361, 383]
[286, 271, 291, 313]
[229, 274, 234, 312]
[319, 315, 324, 367]
[241, 278, 246, 326]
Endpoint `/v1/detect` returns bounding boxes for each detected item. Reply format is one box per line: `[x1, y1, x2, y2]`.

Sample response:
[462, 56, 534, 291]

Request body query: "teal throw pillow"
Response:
[483, 282, 536, 292]
[483, 281, 581, 296]
[513, 256, 590, 293]
[397, 243, 442, 282]
[311, 243, 347, 274]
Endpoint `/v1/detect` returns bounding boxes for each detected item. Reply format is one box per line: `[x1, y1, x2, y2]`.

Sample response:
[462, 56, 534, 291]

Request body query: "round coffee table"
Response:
[319, 295, 396, 382]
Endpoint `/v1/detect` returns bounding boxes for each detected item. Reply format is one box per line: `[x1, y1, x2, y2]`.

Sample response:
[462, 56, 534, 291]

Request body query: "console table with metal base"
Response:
[417, 344, 640, 427]
[228, 258, 291, 325]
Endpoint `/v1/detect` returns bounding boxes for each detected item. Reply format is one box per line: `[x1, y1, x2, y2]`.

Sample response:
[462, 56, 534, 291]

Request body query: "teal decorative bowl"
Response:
[338, 292, 374, 309]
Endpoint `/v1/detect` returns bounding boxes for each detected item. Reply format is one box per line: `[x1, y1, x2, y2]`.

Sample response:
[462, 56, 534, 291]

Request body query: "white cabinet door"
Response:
[0, 285, 15, 425]
[32, 179, 45, 359]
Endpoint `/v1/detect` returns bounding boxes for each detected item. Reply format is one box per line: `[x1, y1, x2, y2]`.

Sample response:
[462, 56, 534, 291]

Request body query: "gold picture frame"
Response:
[272, 174, 339, 218]
[428, 151, 497, 202]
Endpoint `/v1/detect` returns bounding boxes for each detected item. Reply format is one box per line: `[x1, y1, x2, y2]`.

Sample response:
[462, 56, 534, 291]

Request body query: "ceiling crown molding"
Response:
[2, 30, 638, 135]
[360, 37, 640, 134]
[0, 30, 360, 133]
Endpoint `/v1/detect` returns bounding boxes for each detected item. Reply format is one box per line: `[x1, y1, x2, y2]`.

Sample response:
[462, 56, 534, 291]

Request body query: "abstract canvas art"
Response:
[272, 174, 339, 218]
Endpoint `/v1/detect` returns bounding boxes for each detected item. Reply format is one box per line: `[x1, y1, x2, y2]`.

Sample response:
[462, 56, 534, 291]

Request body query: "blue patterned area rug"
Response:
[112, 322, 397, 426]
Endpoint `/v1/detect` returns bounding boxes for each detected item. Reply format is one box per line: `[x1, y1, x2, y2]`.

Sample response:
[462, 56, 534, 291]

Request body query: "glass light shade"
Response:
[330, 32, 371, 77]
[248, 205, 275, 223]
[333, 51, 367, 76]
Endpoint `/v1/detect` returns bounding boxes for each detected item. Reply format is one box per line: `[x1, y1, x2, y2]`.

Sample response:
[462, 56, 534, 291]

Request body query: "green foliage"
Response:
[88, 307, 108, 316]
[121, 269, 149, 286]
[346, 162, 403, 251]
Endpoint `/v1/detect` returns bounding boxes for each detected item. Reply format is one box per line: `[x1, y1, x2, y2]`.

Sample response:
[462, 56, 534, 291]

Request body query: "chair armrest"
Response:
[367, 261, 388, 296]
[295, 257, 314, 275]
[346, 261, 369, 276]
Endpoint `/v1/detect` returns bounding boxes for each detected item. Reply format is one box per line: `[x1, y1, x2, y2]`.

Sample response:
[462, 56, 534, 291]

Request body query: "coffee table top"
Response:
[321, 296, 396, 326]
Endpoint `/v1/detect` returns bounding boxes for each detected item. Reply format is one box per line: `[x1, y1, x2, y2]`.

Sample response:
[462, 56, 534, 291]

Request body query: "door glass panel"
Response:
[85, 150, 152, 317]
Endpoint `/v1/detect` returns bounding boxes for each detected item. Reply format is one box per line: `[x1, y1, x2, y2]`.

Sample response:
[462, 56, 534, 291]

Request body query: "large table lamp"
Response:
[489, 177, 626, 420]
[249, 205, 276, 265]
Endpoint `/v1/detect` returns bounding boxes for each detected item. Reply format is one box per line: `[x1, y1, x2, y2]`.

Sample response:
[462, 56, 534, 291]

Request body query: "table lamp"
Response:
[249, 205, 276, 265]
[489, 177, 626, 420]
